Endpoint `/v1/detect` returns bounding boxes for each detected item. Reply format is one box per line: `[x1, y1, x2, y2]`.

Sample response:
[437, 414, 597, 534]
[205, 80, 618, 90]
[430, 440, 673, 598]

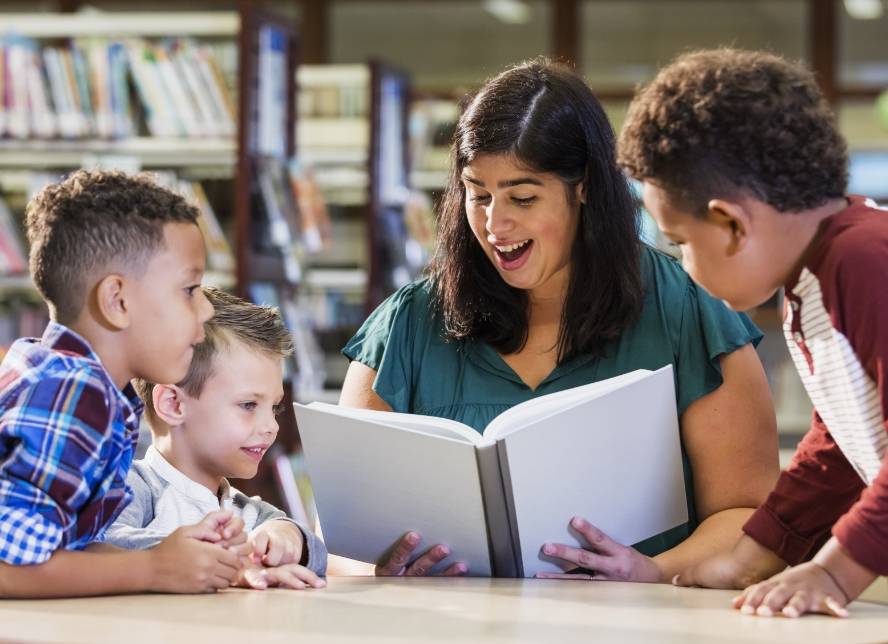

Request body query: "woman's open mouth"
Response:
[493, 239, 533, 270]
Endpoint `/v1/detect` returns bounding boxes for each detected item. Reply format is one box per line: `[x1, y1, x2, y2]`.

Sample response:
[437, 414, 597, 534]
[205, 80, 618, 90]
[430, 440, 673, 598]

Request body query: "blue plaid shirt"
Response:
[0, 322, 143, 565]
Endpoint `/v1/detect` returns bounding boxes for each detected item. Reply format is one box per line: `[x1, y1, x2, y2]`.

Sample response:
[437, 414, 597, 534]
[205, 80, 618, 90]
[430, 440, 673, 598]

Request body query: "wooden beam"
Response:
[552, 0, 581, 71]
[809, 0, 838, 104]
[300, 0, 329, 64]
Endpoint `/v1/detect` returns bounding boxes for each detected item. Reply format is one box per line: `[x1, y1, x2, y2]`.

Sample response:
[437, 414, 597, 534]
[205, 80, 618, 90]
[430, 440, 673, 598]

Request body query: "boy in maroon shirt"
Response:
[618, 48, 887, 618]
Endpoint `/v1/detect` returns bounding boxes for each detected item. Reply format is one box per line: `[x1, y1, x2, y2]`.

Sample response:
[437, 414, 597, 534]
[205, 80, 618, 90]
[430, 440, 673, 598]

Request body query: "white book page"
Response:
[495, 366, 687, 577]
[306, 402, 483, 444]
[485, 369, 651, 439]
[294, 403, 493, 576]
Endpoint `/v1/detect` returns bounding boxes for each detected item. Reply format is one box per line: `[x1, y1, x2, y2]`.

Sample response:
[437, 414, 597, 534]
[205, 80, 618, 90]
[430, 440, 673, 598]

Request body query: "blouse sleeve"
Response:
[341, 281, 429, 412]
[672, 279, 763, 416]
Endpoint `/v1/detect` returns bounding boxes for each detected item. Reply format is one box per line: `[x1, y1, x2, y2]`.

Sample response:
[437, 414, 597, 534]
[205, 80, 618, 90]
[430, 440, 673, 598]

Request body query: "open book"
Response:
[294, 365, 687, 577]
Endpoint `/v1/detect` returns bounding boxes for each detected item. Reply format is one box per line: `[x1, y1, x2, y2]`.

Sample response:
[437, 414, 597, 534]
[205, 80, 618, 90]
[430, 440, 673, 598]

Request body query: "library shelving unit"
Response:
[0, 11, 240, 288]
[296, 61, 422, 394]
[0, 6, 315, 521]
[0, 9, 243, 359]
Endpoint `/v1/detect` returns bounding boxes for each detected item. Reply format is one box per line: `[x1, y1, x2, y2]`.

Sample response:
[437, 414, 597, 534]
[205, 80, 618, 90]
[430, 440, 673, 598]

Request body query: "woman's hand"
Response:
[536, 517, 662, 582]
[374, 532, 468, 577]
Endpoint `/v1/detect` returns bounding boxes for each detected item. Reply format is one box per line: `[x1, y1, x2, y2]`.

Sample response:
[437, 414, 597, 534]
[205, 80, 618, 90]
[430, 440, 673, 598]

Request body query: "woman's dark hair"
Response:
[429, 59, 644, 363]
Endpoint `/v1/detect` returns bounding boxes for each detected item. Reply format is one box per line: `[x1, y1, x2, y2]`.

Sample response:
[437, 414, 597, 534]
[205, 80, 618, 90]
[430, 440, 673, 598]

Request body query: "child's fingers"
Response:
[199, 510, 233, 531]
[822, 596, 849, 618]
[181, 523, 223, 543]
[222, 516, 245, 541]
[263, 537, 287, 567]
[241, 567, 269, 590]
[250, 531, 270, 558]
[286, 564, 325, 589]
[739, 581, 775, 614]
[266, 567, 307, 590]
[757, 584, 794, 616]
[781, 590, 810, 618]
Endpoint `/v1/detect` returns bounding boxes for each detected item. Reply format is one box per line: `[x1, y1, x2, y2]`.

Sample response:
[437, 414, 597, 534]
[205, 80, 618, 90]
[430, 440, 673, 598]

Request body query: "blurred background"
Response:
[0, 0, 884, 530]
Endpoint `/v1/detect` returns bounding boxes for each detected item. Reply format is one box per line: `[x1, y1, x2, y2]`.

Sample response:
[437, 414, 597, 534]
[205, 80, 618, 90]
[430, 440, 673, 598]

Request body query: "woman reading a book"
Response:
[338, 59, 780, 582]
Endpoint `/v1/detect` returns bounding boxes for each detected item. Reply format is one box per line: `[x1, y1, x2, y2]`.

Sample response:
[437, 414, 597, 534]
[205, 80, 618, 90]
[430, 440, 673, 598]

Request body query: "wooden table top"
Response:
[2, 577, 887, 644]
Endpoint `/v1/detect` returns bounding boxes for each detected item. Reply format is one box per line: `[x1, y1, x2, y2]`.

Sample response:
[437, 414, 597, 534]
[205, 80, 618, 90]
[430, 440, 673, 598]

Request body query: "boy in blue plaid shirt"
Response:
[0, 170, 248, 597]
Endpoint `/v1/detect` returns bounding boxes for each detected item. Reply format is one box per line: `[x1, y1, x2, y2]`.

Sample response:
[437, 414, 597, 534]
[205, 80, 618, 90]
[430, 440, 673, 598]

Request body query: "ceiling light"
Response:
[483, 0, 531, 25]
[843, 0, 884, 20]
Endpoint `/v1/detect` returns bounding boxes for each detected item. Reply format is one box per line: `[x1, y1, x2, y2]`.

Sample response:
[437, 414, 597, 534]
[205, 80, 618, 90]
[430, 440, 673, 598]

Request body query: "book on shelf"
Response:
[297, 65, 369, 119]
[256, 25, 289, 158]
[287, 159, 332, 254]
[294, 366, 687, 578]
[0, 35, 234, 141]
[178, 181, 234, 274]
[0, 196, 27, 275]
[255, 157, 303, 283]
[127, 38, 235, 139]
[0, 36, 136, 140]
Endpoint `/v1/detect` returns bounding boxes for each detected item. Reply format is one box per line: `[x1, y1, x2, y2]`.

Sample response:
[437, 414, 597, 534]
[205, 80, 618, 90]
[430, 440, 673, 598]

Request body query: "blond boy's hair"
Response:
[135, 287, 293, 422]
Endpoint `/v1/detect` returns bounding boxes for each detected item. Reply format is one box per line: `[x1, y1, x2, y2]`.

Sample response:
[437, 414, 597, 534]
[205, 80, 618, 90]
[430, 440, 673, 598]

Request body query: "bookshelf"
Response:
[0, 6, 315, 519]
[295, 61, 423, 392]
[0, 8, 243, 359]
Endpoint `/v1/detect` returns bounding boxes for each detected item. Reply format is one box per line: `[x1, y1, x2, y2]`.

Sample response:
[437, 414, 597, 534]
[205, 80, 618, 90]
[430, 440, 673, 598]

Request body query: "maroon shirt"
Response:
[744, 196, 888, 575]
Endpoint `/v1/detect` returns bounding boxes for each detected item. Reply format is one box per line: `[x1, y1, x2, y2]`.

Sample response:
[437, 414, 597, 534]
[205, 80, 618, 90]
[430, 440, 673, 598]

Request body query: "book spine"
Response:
[495, 440, 524, 578]
[475, 443, 518, 578]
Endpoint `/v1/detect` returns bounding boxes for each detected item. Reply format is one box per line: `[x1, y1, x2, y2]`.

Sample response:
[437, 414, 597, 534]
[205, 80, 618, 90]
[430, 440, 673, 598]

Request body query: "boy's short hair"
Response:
[617, 48, 848, 216]
[26, 170, 201, 323]
[136, 287, 294, 423]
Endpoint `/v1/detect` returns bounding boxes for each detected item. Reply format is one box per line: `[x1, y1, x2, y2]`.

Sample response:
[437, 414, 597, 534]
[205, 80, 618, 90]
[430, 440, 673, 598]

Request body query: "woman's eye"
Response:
[273, 403, 285, 417]
[185, 285, 200, 296]
[512, 196, 536, 206]
[240, 402, 257, 411]
[468, 193, 490, 203]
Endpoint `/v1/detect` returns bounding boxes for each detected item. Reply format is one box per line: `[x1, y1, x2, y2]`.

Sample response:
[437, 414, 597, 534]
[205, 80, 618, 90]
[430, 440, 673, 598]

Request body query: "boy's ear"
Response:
[153, 384, 187, 427]
[94, 273, 131, 331]
[707, 199, 752, 255]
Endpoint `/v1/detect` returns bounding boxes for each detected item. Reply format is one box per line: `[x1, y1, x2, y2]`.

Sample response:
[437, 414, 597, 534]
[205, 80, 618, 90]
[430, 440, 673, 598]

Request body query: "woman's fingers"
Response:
[441, 562, 468, 577]
[541, 543, 609, 573]
[405, 545, 450, 576]
[376, 532, 421, 576]
[535, 571, 594, 581]
[569, 517, 622, 555]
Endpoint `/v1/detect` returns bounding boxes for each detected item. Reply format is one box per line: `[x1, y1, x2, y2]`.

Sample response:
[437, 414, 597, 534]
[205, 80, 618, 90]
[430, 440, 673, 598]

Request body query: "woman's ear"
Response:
[94, 273, 131, 331]
[575, 181, 587, 205]
[707, 199, 752, 256]
[153, 384, 187, 427]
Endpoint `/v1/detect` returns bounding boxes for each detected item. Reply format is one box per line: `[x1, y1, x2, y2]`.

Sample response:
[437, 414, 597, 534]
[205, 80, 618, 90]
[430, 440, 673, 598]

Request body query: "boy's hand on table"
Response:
[236, 563, 326, 590]
[148, 523, 244, 593]
[732, 562, 850, 618]
[734, 537, 878, 618]
[673, 535, 786, 590]
[248, 520, 305, 567]
[536, 517, 661, 582]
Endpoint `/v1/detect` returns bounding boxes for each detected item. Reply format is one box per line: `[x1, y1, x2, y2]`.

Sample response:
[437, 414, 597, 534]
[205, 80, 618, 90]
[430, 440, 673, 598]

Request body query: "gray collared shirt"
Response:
[105, 446, 326, 575]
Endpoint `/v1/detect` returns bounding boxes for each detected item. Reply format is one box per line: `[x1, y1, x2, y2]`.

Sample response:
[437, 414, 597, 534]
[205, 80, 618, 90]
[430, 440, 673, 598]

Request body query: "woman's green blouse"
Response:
[343, 245, 762, 557]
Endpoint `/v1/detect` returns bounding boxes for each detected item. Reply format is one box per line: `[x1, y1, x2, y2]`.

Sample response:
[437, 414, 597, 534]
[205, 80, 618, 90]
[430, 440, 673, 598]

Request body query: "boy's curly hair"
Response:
[617, 48, 848, 216]
[136, 287, 294, 423]
[26, 170, 200, 323]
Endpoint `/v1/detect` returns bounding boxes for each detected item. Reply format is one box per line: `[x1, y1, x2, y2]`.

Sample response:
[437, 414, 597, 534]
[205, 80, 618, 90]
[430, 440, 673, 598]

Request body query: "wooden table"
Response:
[2, 578, 887, 643]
